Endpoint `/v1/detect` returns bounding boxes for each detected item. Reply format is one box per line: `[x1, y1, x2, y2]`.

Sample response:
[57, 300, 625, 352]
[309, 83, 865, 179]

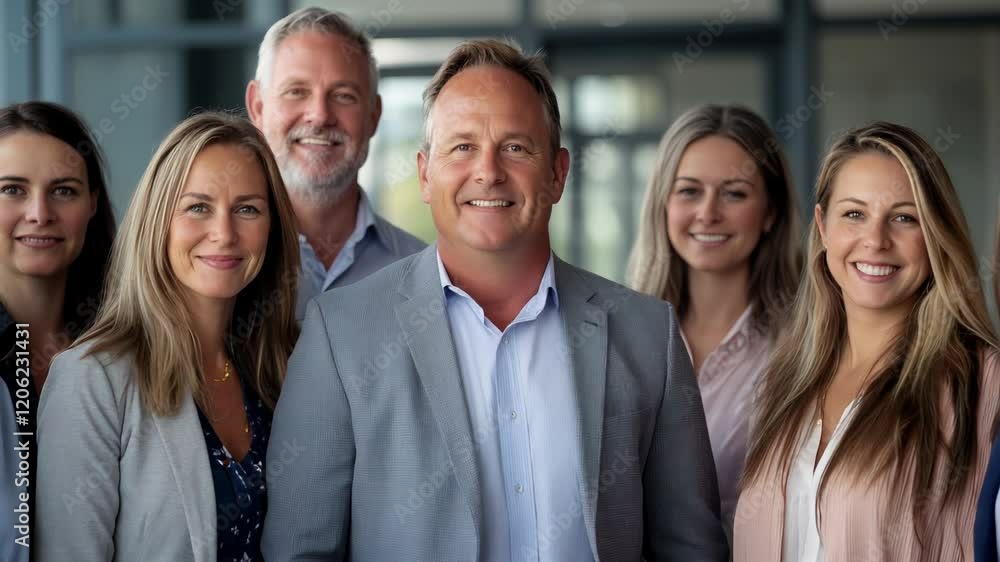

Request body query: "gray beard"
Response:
[278, 144, 368, 207]
[281, 163, 354, 207]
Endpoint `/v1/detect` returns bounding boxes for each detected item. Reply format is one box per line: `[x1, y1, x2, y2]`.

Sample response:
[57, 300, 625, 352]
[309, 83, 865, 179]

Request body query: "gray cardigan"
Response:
[35, 342, 216, 562]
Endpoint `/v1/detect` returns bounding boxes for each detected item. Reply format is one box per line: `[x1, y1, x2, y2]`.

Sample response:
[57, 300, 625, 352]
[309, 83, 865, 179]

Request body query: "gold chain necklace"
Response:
[207, 360, 249, 435]
[212, 360, 231, 383]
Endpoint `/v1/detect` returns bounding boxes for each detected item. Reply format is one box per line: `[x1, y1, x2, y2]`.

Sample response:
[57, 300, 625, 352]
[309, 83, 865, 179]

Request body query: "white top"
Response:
[782, 400, 858, 562]
[995, 477, 1000, 557]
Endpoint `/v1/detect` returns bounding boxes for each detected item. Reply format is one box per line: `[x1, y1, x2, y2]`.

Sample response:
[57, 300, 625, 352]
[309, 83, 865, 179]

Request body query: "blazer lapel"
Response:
[555, 258, 608, 560]
[151, 394, 216, 562]
[394, 246, 483, 551]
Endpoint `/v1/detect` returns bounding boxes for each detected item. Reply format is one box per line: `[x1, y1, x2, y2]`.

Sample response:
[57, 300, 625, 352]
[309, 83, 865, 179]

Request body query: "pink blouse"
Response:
[734, 349, 1000, 562]
[681, 306, 771, 543]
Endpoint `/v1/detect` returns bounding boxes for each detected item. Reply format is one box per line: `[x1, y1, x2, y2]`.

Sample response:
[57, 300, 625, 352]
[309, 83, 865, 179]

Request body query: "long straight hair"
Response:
[0, 102, 116, 336]
[743, 121, 997, 534]
[75, 112, 300, 416]
[626, 104, 802, 332]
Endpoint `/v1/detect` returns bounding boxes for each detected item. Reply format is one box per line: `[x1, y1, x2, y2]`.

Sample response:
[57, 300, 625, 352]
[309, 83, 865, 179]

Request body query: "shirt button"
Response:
[515, 484, 524, 494]
[510, 411, 518, 420]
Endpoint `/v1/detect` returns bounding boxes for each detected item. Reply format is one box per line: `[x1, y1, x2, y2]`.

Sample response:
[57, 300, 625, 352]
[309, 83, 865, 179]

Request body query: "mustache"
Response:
[286, 126, 351, 144]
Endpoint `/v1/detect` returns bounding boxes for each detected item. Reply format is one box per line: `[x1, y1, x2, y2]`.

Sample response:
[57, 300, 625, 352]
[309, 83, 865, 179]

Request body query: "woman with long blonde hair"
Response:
[735, 122, 999, 561]
[627, 104, 802, 539]
[36, 112, 299, 562]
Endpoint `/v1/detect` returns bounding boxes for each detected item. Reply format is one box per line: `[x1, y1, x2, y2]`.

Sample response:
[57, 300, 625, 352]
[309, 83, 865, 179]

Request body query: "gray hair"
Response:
[255, 7, 379, 100]
[421, 39, 561, 156]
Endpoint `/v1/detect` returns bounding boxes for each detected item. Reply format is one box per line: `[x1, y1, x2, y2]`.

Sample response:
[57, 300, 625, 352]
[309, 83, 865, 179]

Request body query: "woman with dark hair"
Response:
[0, 101, 116, 560]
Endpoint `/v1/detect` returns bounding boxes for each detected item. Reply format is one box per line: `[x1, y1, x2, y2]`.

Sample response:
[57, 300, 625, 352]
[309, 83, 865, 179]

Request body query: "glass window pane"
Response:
[186, 48, 254, 110]
[660, 54, 768, 121]
[373, 38, 466, 68]
[631, 142, 659, 228]
[563, 53, 768, 135]
[581, 141, 627, 281]
[70, 51, 185, 214]
[574, 75, 667, 135]
[71, 0, 236, 29]
[360, 76, 436, 243]
[815, 0, 999, 18]
[551, 139, 575, 260]
[534, 0, 778, 27]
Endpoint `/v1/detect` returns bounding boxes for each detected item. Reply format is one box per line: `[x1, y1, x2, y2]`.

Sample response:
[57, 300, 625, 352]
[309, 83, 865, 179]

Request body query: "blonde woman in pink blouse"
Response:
[627, 104, 802, 541]
[736, 122, 999, 562]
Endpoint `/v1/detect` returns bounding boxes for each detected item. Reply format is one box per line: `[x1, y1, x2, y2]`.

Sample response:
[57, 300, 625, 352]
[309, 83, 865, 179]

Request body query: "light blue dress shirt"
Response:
[437, 252, 593, 562]
[296, 191, 376, 320]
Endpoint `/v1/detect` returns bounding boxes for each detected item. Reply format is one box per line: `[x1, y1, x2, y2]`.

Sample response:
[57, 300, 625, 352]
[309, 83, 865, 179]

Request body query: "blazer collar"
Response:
[553, 258, 608, 560]
[394, 244, 483, 557]
[151, 393, 217, 562]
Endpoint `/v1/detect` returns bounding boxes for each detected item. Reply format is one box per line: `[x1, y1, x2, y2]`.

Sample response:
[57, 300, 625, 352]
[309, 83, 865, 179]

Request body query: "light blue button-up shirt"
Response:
[437, 252, 593, 562]
[296, 192, 376, 319]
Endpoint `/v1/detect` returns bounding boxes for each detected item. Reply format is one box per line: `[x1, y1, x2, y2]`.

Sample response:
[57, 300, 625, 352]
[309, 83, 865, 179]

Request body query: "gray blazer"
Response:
[36, 342, 217, 562]
[263, 245, 728, 561]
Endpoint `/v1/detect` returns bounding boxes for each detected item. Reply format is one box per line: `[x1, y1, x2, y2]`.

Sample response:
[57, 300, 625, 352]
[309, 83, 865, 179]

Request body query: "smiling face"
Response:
[247, 31, 381, 204]
[167, 143, 271, 307]
[0, 131, 97, 281]
[817, 152, 931, 317]
[666, 135, 773, 277]
[417, 65, 570, 258]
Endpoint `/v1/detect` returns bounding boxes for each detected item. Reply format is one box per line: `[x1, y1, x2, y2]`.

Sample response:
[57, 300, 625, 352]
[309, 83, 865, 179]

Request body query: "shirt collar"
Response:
[296, 188, 379, 254]
[355, 188, 376, 241]
[679, 304, 755, 361]
[436, 251, 560, 312]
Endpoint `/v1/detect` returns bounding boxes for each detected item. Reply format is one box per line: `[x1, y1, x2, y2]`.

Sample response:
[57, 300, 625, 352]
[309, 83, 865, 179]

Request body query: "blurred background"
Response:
[1, 0, 998, 314]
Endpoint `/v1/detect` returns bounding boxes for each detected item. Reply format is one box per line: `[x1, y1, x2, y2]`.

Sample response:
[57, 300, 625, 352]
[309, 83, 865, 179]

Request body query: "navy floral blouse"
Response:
[196, 382, 271, 562]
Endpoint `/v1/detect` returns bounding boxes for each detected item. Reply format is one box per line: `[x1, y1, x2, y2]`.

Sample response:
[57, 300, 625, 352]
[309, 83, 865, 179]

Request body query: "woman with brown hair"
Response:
[736, 122, 998, 561]
[627, 104, 802, 540]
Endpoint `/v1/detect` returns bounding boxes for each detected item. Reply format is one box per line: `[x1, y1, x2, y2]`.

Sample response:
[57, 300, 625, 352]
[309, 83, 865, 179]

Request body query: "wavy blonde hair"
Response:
[74, 112, 300, 416]
[626, 104, 802, 331]
[743, 121, 997, 532]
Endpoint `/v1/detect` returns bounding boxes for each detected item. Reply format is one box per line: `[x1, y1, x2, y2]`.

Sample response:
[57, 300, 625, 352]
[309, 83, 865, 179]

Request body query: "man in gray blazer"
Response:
[263, 39, 728, 561]
[246, 8, 425, 320]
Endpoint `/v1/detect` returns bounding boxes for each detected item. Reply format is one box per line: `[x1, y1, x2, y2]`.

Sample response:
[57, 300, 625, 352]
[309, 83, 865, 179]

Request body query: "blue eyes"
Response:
[453, 144, 527, 153]
[185, 203, 262, 216]
[842, 210, 917, 224]
[283, 89, 357, 103]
